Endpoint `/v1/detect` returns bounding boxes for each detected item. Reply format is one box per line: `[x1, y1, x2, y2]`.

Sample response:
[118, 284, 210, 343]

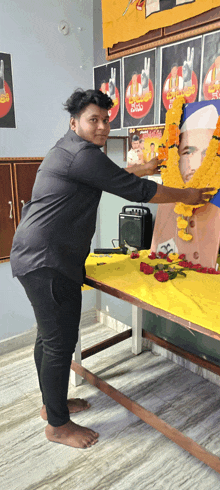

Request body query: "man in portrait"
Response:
[151, 102, 220, 267]
[147, 142, 158, 161]
[164, 63, 183, 92]
[127, 135, 143, 166]
[126, 72, 142, 98]
[205, 56, 220, 86]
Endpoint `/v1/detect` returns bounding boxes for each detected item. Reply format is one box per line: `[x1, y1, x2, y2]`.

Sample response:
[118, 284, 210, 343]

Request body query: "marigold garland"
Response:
[158, 96, 220, 241]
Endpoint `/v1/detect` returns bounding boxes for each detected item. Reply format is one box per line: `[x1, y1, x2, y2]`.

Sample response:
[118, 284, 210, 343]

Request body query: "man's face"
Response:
[132, 140, 139, 150]
[139, 140, 145, 150]
[171, 66, 178, 78]
[179, 128, 213, 183]
[70, 104, 110, 147]
[150, 144, 155, 152]
[132, 74, 137, 85]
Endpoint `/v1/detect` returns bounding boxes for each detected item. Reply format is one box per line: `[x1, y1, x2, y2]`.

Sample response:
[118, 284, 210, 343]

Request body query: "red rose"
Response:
[143, 264, 154, 275]
[130, 252, 140, 259]
[154, 271, 169, 282]
[158, 252, 166, 259]
[140, 262, 146, 271]
[178, 261, 188, 267]
[167, 257, 173, 262]
[192, 264, 201, 270]
[208, 267, 218, 274]
[178, 254, 186, 260]
[199, 267, 208, 273]
[148, 252, 156, 260]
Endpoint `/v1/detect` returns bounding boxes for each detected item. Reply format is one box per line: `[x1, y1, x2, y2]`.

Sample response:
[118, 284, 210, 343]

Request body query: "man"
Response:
[164, 63, 183, 92]
[151, 103, 220, 265]
[10, 89, 212, 450]
[147, 142, 158, 162]
[127, 135, 143, 166]
[139, 138, 148, 163]
[205, 55, 220, 85]
[126, 71, 142, 97]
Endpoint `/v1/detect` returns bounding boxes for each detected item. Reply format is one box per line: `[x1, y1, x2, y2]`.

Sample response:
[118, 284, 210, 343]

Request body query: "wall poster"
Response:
[160, 37, 202, 123]
[0, 52, 16, 128]
[127, 125, 164, 184]
[123, 49, 155, 128]
[201, 30, 220, 102]
[93, 60, 121, 130]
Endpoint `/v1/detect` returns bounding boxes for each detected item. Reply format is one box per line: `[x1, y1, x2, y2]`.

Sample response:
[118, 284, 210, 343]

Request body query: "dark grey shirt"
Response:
[10, 128, 157, 284]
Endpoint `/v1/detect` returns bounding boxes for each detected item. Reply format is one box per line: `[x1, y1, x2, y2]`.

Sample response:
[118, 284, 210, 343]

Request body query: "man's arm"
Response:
[125, 158, 214, 205]
[149, 184, 214, 206]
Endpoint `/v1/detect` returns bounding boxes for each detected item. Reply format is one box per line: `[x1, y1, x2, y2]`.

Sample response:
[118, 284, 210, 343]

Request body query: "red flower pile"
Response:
[130, 252, 140, 259]
[130, 251, 220, 282]
[154, 271, 169, 282]
[140, 262, 154, 274]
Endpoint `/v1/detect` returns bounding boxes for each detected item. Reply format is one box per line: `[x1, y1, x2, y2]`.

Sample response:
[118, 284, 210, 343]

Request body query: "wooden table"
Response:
[70, 270, 220, 474]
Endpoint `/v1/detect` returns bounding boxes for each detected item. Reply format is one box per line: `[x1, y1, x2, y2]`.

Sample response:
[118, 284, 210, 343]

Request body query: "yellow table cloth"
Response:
[84, 251, 220, 335]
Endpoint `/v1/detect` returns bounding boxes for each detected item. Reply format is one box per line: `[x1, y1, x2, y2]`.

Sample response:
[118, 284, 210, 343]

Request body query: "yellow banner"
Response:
[102, 0, 220, 49]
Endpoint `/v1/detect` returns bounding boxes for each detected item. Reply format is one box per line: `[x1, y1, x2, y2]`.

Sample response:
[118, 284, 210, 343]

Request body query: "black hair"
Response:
[63, 88, 113, 118]
[132, 135, 139, 142]
[132, 71, 138, 77]
[171, 63, 178, 70]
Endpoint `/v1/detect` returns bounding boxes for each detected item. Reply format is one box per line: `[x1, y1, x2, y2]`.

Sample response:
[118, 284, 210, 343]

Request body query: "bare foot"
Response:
[45, 420, 99, 448]
[40, 398, 91, 421]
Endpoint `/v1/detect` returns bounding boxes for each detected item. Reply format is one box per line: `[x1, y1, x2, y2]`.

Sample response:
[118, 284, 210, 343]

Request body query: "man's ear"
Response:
[70, 117, 76, 131]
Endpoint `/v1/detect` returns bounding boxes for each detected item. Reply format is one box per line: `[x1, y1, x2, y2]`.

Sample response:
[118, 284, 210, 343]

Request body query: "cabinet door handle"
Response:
[21, 200, 25, 207]
[8, 201, 13, 219]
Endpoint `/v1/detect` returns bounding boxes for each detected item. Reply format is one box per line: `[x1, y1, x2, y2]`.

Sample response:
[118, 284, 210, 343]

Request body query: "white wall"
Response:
[0, 0, 96, 340]
[0, 0, 93, 157]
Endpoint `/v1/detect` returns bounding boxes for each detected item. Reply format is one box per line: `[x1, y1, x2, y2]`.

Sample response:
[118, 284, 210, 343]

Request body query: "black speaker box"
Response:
[119, 205, 153, 250]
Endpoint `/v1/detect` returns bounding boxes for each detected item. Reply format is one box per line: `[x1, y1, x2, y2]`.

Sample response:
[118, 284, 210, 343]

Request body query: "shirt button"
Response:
[193, 252, 199, 259]
[189, 220, 195, 228]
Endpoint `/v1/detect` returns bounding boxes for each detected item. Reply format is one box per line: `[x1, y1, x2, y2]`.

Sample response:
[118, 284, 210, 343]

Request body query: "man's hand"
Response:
[150, 185, 215, 204]
[183, 46, 194, 86]
[144, 157, 161, 175]
[180, 187, 215, 205]
[125, 158, 163, 177]
[141, 57, 150, 94]
[109, 67, 116, 99]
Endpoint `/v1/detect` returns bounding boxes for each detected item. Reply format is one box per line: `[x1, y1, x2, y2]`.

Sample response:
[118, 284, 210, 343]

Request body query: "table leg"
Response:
[70, 329, 82, 386]
[132, 305, 143, 355]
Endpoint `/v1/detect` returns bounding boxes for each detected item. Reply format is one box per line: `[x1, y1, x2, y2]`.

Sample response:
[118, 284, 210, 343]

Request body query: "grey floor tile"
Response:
[1, 322, 220, 490]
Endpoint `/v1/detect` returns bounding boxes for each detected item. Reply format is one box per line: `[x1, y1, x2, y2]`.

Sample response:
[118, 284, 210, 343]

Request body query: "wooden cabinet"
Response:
[13, 162, 42, 222]
[0, 158, 43, 260]
[0, 164, 17, 259]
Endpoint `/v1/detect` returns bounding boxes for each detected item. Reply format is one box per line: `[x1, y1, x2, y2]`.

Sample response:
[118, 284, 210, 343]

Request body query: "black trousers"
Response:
[18, 267, 82, 427]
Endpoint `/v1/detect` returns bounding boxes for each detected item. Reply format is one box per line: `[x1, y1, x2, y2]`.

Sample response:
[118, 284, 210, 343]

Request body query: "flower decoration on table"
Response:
[157, 96, 220, 242]
[130, 250, 220, 282]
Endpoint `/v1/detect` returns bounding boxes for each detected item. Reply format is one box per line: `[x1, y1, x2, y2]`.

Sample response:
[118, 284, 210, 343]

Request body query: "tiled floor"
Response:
[1, 319, 220, 489]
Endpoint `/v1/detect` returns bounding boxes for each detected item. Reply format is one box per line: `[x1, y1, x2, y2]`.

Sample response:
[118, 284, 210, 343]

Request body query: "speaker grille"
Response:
[119, 216, 143, 248]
